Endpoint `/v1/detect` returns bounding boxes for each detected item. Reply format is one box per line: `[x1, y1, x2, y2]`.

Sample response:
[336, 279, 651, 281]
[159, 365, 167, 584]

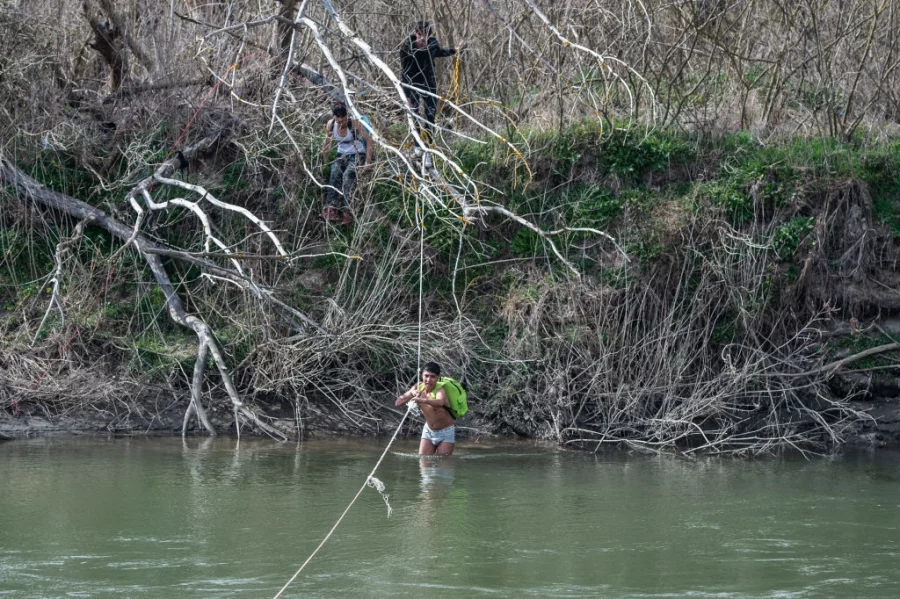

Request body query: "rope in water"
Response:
[272, 185, 430, 599]
[271, 402, 414, 599]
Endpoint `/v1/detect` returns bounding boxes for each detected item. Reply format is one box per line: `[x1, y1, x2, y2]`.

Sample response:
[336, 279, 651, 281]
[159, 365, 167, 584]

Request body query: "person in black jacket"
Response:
[399, 21, 466, 161]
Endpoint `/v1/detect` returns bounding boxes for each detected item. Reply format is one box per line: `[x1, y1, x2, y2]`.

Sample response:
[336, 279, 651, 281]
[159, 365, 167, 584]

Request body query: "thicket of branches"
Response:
[1, 0, 898, 453]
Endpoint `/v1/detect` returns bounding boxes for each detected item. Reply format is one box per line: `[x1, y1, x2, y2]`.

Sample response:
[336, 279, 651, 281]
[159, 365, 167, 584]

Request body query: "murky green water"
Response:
[1, 436, 898, 598]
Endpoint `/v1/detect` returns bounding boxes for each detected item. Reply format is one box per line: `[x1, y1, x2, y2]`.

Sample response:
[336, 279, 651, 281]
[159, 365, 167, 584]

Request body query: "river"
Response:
[1, 436, 898, 598]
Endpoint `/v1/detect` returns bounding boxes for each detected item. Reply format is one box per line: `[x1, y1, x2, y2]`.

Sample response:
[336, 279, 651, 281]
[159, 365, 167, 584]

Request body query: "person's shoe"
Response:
[322, 206, 341, 222]
[340, 211, 354, 225]
[413, 146, 423, 157]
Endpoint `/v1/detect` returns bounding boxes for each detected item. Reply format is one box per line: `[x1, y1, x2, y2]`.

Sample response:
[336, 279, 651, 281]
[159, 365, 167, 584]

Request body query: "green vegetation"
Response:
[773, 216, 815, 259]
[5, 115, 900, 451]
[859, 141, 900, 237]
[8, 122, 899, 312]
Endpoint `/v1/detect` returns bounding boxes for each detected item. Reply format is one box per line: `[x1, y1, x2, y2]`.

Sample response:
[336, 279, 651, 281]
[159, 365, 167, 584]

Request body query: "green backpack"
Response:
[435, 377, 468, 419]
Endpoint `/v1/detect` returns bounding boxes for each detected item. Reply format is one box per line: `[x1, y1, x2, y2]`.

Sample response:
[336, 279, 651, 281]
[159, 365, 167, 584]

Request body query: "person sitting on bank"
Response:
[321, 103, 373, 224]
[395, 362, 455, 456]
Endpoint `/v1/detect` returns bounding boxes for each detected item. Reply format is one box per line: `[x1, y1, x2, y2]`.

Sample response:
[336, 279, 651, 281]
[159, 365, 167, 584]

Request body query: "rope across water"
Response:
[271, 402, 415, 598]
[272, 197, 429, 598]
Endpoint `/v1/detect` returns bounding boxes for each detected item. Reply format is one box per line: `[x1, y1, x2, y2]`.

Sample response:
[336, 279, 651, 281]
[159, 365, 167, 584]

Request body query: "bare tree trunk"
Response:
[83, 0, 127, 91]
[0, 147, 287, 441]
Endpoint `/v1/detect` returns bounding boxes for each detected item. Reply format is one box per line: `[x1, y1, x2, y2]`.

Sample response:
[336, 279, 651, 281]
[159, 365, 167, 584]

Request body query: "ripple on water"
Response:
[3, 438, 900, 598]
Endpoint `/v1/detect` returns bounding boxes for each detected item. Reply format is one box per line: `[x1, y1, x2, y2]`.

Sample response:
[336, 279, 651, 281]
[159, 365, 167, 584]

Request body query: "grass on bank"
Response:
[3, 121, 899, 394]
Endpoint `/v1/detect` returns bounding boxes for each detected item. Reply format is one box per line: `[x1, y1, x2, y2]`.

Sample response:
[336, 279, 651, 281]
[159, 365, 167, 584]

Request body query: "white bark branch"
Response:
[31, 221, 86, 346]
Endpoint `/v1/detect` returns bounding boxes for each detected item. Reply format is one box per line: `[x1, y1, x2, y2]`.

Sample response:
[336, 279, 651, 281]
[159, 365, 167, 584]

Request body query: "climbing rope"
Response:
[273, 192, 430, 599]
[437, 53, 464, 131]
[272, 401, 415, 598]
[448, 53, 463, 107]
[170, 52, 265, 158]
[416, 193, 426, 373]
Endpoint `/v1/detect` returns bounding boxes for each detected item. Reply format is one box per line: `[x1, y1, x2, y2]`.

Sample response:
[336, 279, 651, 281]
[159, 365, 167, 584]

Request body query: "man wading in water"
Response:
[395, 362, 455, 456]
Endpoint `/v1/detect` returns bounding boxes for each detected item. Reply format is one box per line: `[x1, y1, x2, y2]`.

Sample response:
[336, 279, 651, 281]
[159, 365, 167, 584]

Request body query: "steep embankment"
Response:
[2, 128, 900, 452]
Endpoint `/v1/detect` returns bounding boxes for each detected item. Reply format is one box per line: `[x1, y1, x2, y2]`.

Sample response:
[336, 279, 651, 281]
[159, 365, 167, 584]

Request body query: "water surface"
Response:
[1, 437, 898, 598]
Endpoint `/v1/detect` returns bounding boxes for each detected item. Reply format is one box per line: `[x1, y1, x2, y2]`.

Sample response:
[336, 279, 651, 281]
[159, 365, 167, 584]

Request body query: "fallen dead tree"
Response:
[1, 137, 298, 440]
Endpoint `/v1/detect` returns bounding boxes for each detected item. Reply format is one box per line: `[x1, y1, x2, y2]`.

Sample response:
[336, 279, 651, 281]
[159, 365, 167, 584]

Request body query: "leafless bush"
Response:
[489, 217, 871, 455]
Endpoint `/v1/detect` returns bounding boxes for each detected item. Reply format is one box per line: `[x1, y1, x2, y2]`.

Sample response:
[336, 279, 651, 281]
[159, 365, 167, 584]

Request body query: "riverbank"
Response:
[3, 127, 900, 454]
[2, 389, 898, 450]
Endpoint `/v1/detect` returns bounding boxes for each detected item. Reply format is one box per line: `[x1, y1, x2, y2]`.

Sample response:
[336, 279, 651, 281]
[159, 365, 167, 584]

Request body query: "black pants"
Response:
[404, 84, 437, 145]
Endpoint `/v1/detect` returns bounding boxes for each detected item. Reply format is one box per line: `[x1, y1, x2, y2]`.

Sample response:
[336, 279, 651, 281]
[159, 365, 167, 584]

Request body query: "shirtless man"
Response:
[395, 362, 455, 456]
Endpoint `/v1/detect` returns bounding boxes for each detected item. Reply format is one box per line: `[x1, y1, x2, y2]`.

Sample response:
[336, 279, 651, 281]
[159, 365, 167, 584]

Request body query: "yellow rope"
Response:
[448, 54, 463, 106]
[437, 53, 463, 126]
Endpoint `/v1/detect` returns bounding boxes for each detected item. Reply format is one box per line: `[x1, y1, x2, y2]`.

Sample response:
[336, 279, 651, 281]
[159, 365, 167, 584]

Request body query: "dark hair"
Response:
[422, 362, 441, 377]
[413, 21, 432, 36]
[332, 104, 347, 118]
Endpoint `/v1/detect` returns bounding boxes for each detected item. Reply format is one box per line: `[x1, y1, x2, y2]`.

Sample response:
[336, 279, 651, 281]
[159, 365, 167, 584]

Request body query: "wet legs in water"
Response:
[419, 438, 454, 456]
